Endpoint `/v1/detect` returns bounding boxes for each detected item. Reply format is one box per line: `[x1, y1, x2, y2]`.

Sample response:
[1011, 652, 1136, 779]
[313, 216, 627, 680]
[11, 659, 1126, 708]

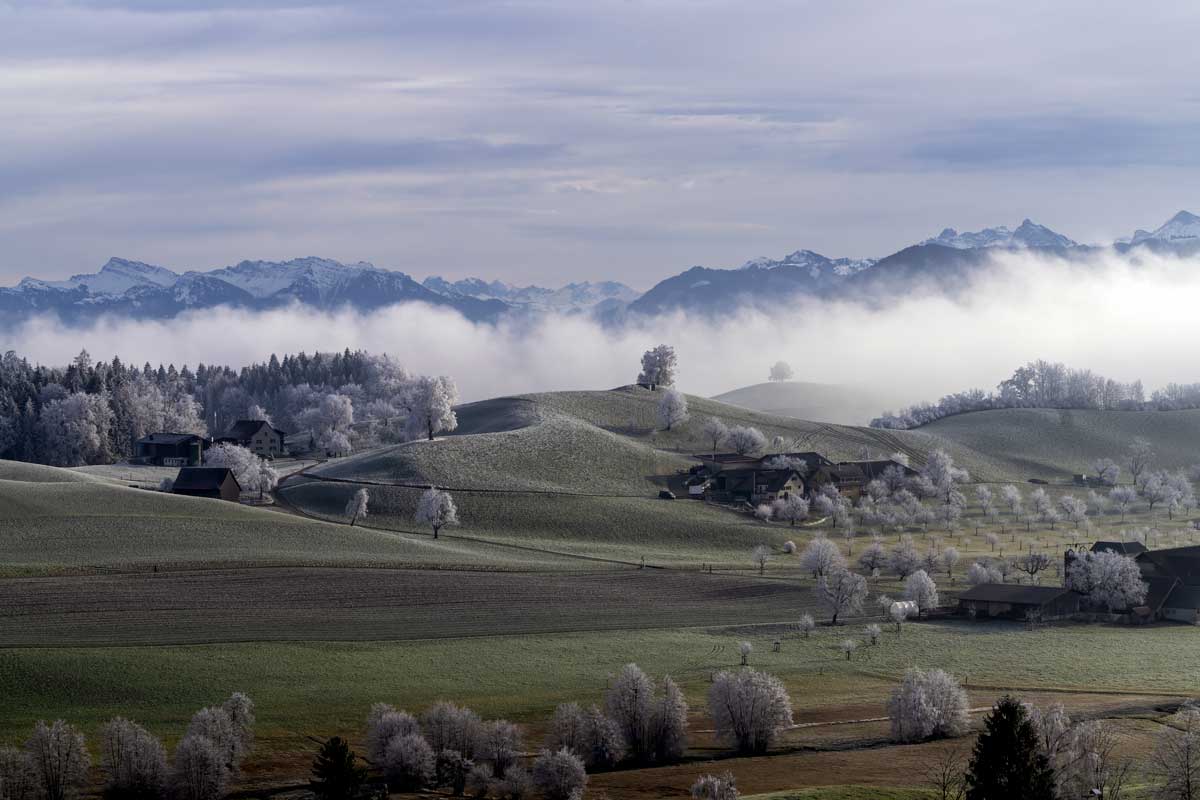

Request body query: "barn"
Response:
[134, 433, 207, 467]
[957, 584, 1081, 621]
[172, 467, 242, 502]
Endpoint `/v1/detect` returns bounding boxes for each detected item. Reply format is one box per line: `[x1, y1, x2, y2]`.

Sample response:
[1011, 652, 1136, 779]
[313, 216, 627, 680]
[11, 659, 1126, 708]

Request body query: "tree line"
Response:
[0, 348, 458, 466]
[870, 359, 1200, 429]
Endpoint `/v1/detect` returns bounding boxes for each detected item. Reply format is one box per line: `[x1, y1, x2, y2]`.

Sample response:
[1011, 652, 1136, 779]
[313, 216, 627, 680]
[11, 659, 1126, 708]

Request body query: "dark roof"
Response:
[716, 468, 801, 494]
[1137, 547, 1200, 584]
[826, 464, 867, 483]
[1164, 583, 1200, 611]
[136, 432, 205, 446]
[223, 419, 286, 440]
[840, 459, 918, 480]
[1092, 541, 1148, 556]
[705, 453, 763, 464]
[173, 467, 241, 492]
[957, 583, 1075, 605]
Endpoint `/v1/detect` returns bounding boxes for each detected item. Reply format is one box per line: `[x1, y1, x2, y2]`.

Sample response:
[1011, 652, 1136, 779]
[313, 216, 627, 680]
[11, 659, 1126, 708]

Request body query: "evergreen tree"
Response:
[965, 695, 1055, 800]
[310, 736, 367, 800]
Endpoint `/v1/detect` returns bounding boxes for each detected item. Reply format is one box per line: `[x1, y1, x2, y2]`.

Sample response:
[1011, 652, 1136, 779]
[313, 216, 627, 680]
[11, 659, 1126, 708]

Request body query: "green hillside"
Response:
[918, 407, 1200, 482]
[0, 462, 563, 575]
[712, 381, 915, 427]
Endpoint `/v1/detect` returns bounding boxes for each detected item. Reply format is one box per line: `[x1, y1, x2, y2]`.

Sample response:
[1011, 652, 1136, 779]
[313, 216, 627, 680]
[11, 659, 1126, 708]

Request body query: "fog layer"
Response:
[4, 249, 1196, 409]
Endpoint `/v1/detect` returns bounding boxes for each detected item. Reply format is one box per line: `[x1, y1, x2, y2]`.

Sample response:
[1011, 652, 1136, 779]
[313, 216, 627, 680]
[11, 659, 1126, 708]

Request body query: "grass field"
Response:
[7, 387, 1200, 797]
[711, 380, 917, 427]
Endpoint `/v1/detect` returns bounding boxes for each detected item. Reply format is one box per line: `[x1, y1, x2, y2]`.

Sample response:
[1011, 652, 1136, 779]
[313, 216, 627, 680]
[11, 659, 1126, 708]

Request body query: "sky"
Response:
[4, 0, 1200, 289]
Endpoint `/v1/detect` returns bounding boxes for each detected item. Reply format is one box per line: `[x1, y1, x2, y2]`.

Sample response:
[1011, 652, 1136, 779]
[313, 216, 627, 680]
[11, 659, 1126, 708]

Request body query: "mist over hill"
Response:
[712, 381, 918, 427]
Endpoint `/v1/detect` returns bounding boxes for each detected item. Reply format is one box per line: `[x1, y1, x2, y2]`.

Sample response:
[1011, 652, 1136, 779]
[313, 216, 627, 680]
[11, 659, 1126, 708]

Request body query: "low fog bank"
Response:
[4, 248, 1198, 411]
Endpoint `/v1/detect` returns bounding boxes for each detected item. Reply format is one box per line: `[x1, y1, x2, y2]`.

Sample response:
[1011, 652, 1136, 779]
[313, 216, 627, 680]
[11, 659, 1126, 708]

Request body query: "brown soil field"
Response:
[0, 567, 823, 646]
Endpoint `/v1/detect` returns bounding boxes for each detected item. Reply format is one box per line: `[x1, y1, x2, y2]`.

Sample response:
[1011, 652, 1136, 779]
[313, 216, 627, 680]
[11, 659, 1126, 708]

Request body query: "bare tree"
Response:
[416, 487, 459, 539]
[657, 389, 689, 431]
[1150, 707, 1200, 800]
[1063, 719, 1131, 800]
[924, 744, 968, 800]
[531, 748, 586, 800]
[100, 718, 167, 800]
[888, 669, 970, 742]
[25, 721, 89, 800]
[345, 488, 370, 526]
[171, 736, 227, 800]
[1015, 552, 1052, 583]
[751, 545, 770, 575]
[1129, 437, 1154, 489]
[707, 670, 794, 754]
[814, 567, 868, 625]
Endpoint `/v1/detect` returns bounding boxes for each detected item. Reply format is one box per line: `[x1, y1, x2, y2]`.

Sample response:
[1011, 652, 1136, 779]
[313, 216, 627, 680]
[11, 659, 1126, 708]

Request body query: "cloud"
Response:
[6, 249, 1200, 414]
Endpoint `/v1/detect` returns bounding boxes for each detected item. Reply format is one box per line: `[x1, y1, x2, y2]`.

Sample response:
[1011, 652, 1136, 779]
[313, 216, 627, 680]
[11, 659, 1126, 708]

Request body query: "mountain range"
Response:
[3, 211, 1198, 326]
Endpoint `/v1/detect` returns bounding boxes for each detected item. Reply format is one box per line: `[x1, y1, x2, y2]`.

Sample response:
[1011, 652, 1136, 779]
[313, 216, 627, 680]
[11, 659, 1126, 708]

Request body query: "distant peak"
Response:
[1169, 210, 1200, 224]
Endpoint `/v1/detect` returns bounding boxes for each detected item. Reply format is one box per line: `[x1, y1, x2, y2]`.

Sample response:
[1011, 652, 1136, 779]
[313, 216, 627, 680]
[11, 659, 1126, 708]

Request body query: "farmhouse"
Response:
[218, 420, 287, 458]
[134, 433, 207, 466]
[172, 467, 241, 502]
[1091, 540, 1148, 557]
[842, 459, 919, 482]
[957, 584, 1082, 621]
[707, 468, 804, 504]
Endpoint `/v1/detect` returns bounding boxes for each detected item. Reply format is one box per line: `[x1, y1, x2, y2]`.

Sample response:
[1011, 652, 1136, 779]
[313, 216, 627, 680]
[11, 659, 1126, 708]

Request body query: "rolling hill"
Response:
[712, 381, 916, 427]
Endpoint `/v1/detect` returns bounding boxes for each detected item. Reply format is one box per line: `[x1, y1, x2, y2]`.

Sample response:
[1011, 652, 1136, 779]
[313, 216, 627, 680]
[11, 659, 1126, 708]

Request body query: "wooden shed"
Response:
[172, 467, 241, 502]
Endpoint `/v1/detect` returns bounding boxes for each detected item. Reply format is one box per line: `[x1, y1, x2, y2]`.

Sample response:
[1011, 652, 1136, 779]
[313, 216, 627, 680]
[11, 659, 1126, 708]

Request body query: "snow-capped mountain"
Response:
[422, 276, 638, 314]
[921, 219, 1077, 250]
[737, 250, 876, 277]
[1130, 210, 1200, 245]
[0, 257, 508, 326]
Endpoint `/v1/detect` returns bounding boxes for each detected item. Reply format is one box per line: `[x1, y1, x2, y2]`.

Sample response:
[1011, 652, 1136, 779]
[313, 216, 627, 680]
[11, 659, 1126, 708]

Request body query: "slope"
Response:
[712, 381, 917, 427]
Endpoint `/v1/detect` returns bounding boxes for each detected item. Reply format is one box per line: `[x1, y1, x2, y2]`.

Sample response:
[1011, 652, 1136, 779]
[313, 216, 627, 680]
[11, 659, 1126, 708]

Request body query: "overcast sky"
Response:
[3, 0, 1200, 290]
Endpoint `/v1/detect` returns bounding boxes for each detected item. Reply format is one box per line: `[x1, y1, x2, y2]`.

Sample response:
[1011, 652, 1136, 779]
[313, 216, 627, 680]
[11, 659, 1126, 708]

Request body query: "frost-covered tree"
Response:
[701, 418, 728, 459]
[889, 536, 923, 579]
[1150, 707, 1200, 800]
[754, 504, 773, 522]
[531, 748, 586, 800]
[771, 494, 809, 527]
[366, 707, 419, 765]
[545, 705, 623, 771]
[738, 641, 752, 666]
[921, 449, 969, 505]
[967, 562, 1003, 586]
[857, 540, 888, 574]
[421, 703, 481, 760]
[1109, 485, 1137, 520]
[840, 638, 858, 660]
[25, 721, 89, 800]
[691, 772, 739, 800]
[415, 487, 459, 539]
[801, 535, 845, 577]
[1091, 457, 1121, 486]
[346, 488, 369, 526]
[37, 393, 115, 466]
[171, 736, 226, 800]
[1000, 485, 1023, 515]
[656, 389, 689, 431]
[814, 567, 868, 625]
[865, 623, 882, 645]
[768, 362, 794, 382]
[383, 734, 435, 791]
[725, 425, 766, 457]
[941, 547, 960, 578]
[1142, 470, 1177, 513]
[751, 545, 770, 574]
[100, 718, 167, 800]
[1066, 550, 1147, 612]
[605, 664, 655, 763]
[650, 677, 688, 763]
[888, 669, 970, 742]
[707, 669, 793, 754]
[1129, 437, 1154, 489]
[637, 345, 678, 389]
[405, 376, 459, 441]
[1058, 496, 1088, 528]
[903, 570, 939, 613]
[797, 613, 815, 638]
[204, 443, 270, 496]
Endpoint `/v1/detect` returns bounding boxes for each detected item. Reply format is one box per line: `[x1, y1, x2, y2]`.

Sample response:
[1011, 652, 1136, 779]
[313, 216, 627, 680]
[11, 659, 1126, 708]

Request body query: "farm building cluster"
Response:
[684, 451, 917, 504]
[134, 419, 289, 467]
[959, 540, 1200, 625]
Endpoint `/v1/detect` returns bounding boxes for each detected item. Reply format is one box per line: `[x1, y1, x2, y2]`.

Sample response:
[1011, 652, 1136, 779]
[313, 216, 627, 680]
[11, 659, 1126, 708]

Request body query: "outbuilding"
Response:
[172, 467, 242, 502]
[134, 433, 207, 466]
[957, 583, 1081, 621]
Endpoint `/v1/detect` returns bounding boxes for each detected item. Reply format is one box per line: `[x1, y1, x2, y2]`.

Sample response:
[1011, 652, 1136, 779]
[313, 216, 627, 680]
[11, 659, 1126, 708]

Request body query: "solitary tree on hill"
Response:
[637, 345, 677, 389]
[768, 361, 794, 382]
[965, 695, 1056, 800]
[415, 488, 459, 539]
[345, 488, 369, 527]
[657, 389, 689, 431]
